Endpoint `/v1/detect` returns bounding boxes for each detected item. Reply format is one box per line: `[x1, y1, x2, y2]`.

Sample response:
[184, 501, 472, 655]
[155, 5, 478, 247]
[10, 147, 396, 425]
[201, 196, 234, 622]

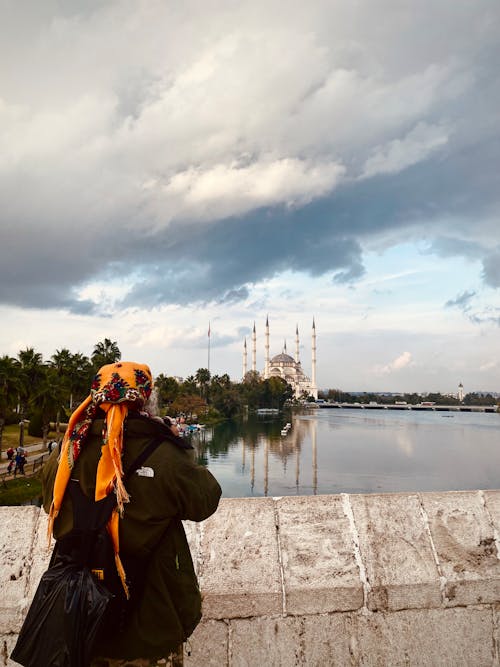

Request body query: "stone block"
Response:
[0, 633, 21, 667]
[355, 607, 494, 666]
[350, 493, 441, 611]
[302, 612, 353, 666]
[421, 490, 500, 606]
[183, 520, 202, 577]
[24, 510, 52, 608]
[199, 498, 282, 619]
[0, 506, 40, 633]
[184, 619, 228, 667]
[229, 615, 302, 667]
[483, 490, 500, 540]
[276, 495, 362, 614]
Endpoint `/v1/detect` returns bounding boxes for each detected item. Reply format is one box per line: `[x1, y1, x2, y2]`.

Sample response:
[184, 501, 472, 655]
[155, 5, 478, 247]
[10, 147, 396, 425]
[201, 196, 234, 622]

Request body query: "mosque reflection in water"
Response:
[191, 408, 500, 498]
[192, 413, 318, 497]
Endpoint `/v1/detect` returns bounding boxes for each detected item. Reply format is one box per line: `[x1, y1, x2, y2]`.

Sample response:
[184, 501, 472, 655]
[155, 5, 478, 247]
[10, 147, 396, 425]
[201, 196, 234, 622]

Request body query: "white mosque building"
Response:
[242, 317, 318, 400]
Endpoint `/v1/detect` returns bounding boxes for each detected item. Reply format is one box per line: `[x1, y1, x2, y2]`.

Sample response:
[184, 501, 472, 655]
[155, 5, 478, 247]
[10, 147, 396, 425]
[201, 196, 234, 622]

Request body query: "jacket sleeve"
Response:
[41, 448, 59, 514]
[160, 445, 222, 522]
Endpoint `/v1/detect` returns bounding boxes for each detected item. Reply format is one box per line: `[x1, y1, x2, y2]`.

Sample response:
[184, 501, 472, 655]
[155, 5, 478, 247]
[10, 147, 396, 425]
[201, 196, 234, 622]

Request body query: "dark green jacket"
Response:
[42, 412, 221, 659]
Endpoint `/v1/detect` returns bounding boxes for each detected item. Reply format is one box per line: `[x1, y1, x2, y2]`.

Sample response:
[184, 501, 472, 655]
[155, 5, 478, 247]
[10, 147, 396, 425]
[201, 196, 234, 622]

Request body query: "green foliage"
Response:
[155, 374, 181, 408]
[91, 338, 121, 371]
[28, 409, 44, 437]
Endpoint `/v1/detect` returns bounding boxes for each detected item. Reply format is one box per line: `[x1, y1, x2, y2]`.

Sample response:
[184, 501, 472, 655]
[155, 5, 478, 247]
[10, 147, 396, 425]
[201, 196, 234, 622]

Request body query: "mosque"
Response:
[242, 317, 318, 400]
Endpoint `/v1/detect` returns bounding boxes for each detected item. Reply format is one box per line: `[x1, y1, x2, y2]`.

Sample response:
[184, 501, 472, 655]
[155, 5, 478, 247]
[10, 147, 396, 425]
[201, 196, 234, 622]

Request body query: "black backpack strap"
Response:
[123, 435, 165, 482]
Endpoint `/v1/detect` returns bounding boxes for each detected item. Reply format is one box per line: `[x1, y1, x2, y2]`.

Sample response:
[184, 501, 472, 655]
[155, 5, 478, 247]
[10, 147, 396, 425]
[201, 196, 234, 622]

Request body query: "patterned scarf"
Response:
[48, 361, 153, 597]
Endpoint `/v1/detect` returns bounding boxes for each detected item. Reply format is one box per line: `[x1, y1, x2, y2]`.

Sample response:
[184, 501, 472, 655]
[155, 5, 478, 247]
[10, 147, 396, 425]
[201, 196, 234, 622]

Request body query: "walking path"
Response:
[0, 443, 52, 480]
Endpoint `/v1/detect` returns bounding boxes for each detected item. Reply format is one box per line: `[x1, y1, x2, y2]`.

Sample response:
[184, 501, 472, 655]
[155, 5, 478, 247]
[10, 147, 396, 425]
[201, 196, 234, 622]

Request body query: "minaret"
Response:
[243, 337, 247, 379]
[295, 324, 300, 363]
[458, 382, 464, 402]
[252, 322, 257, 373]
[265, 315, 270, 379]
[311, 317, 317, 399]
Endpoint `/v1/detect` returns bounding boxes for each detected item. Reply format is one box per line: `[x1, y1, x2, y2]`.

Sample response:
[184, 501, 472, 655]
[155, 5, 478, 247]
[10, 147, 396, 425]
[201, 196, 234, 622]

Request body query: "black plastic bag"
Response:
[11, 561, 112, 667]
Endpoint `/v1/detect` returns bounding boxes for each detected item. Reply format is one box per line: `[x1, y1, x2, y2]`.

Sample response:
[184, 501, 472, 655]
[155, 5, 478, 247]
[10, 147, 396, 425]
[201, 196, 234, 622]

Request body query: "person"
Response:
[6, 447, 14, 461]
[14, 451, 25, 476]
[41, 361, 221, 667]
[47, 439, 57, 454]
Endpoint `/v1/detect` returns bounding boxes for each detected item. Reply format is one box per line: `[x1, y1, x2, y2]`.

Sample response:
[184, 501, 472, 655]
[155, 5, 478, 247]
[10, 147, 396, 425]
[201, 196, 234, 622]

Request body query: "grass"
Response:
[1, 423, 61, 452]
[0, 473, 43, 506]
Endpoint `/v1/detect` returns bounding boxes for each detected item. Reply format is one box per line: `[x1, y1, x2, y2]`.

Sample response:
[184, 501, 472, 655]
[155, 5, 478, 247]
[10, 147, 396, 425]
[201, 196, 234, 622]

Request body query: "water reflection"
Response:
[192, 409, 500, 498]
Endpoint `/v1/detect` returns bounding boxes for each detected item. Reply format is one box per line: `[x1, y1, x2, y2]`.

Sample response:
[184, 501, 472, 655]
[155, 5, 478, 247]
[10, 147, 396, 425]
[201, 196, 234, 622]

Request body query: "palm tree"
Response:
[31, 368, 66, 445]
[17, 347, 44, 417]
[0, 355, 22, 451]
[195, 368, 211, 401]
[155, 374, 180, 410]
[91, 338, 121, 371]
[68, 353, 93, 409]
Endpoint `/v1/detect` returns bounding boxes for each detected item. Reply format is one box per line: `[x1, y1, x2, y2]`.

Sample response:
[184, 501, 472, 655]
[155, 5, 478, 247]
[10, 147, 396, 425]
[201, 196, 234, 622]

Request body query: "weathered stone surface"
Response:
[356, 607, 494, 667]
[183, 520, 202, 577]
[229, 616, 303, 667]
[302, 612, 353, 666]
[422, 490, 500, 606]
[184, 619, 228, 666]
[2, 494, 500, 666]
[0, 506, 39, 633]
[276, 495, 362, 614]
[199, 498, 282, 619]
[350, 493, 441, 611]
[24, 510, 51, 608]
[483, 490, 500, 544]
[1, 633, 20, 667]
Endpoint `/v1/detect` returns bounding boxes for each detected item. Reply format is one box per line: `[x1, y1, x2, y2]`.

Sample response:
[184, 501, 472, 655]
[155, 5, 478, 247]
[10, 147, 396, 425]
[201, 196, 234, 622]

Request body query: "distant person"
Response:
[47, 440, 57, 454]
[6, 447, 14, 461]
[14, 452, 26, 476]
[38, 361, 221, 666]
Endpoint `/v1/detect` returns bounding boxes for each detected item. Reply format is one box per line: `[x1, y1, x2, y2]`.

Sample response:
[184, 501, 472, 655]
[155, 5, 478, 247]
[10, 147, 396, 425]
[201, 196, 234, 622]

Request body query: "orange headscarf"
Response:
[48, 361, 154, 597]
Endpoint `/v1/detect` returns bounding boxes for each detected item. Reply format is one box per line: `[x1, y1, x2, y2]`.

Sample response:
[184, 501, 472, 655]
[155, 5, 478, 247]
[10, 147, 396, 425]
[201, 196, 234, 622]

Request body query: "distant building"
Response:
[243, 317, 318, 399]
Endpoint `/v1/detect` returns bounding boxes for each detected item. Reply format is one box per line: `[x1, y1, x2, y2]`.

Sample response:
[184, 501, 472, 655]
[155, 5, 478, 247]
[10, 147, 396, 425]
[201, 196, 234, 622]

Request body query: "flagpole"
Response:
[207, 321, 211, 375]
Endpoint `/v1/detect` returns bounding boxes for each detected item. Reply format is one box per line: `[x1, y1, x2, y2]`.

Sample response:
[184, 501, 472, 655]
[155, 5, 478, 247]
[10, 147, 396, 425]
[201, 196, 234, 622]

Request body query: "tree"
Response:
[17, 347, 44, 417]
[31, 368, 67, 444]
[195, 368, 211, 400]
[155, 374, 180, 410]
[68, 353, 94, 409]
[0, 355, 22, 450]
[91, 338, 121, 370]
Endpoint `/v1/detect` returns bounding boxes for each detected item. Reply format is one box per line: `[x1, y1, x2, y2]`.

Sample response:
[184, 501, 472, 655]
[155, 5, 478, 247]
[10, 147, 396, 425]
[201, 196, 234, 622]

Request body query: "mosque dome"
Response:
[270, 352, 295, 365]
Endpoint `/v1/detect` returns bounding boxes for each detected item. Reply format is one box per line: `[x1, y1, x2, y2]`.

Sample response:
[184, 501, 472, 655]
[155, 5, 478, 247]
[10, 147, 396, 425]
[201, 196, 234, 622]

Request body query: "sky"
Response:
[1, 0, 499, 393]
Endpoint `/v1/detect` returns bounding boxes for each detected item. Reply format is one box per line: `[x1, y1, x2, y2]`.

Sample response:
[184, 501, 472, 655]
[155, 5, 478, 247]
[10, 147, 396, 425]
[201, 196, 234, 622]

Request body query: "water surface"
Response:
[193, 409, 500, 497]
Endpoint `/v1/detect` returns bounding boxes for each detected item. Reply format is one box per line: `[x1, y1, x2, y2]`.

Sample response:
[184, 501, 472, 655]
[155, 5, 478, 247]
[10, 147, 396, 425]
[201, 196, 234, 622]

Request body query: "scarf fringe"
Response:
[113, 460, 130, 515]
[115, 552, 130, 599]
[46, 502, 58, 549]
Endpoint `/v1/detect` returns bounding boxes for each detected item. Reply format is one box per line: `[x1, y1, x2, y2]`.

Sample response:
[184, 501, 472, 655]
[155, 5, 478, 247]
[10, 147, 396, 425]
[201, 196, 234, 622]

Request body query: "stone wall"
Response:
[2, 491, 500, 666]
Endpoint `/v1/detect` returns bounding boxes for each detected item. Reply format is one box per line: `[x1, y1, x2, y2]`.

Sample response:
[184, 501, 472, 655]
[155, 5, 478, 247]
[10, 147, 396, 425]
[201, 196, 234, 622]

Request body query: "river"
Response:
[193, 408, 500, 497]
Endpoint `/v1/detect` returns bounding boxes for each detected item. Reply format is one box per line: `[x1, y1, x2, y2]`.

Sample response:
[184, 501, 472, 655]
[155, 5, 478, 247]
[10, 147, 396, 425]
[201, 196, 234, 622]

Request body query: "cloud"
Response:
[445, 290, 476, 311]
[482, 250, 500, 288]
[372, 351, 415, 376]
[479, 360, 499, 372]
[362, 122, 450, 178]
[0, 0, 499, 313]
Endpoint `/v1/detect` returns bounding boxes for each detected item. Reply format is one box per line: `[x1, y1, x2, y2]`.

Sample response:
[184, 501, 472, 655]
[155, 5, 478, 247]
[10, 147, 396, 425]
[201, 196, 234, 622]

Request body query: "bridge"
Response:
[316, 402, 498, 413]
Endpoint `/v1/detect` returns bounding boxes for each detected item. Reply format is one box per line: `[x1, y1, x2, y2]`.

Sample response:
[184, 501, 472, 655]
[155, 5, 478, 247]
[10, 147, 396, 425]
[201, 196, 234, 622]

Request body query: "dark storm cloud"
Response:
[0, 0, 499, 313]
[482, 251, 500, 288]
